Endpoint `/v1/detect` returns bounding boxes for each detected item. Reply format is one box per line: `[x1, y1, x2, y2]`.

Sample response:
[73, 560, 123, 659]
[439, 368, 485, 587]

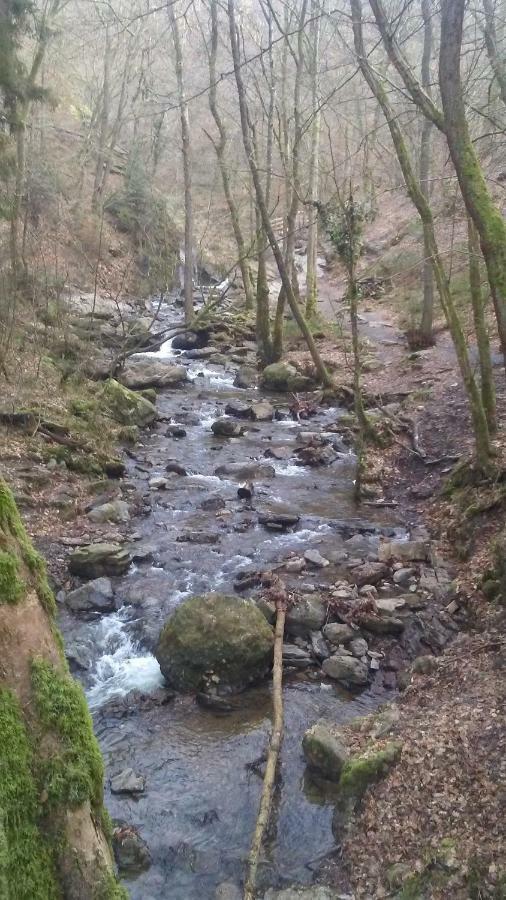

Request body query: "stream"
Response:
[59, 298, 407, 898]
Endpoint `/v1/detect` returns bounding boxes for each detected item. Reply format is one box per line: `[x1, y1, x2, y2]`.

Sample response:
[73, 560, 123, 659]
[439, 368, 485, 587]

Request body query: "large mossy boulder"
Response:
[155, 593, 274, 692]
[260, 362, 316, 393]
[99, 378, 157, 427]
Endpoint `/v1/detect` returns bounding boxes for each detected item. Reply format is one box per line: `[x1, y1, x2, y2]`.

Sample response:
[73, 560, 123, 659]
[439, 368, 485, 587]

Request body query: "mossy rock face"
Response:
[99, 378, 157, 427]
[261, 362, 316, 393]
[302, 722, 349, 781]
[338, 741, 402, 808]
[0, 551, 23, 604]
[155, 593, 274, 693]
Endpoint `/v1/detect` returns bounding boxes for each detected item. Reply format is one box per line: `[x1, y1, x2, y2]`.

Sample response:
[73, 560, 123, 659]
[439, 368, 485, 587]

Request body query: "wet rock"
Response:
[196, 693, 237, 713]
[69, 543, 131, 578]
[110, 768, 145, 795]
[233, 366, 257, 389]
[322, 655, 369, 685]
[88, 499, 130, 524]
[302, 721, 349, 781]
[284, 557, 305, 573]
[166, 460, 188, 476]
[359, 614, 405, 635]
[310, 631, 330, 661]
[120, 360, 187, 390]
[375, 596, 406, 613]
[349, 637, 368, 658]
[66, 576, 115, 613]
[282, 643, 314, 667]
[172, 331, 207, 350]
[201, 494, 226, 511]
[286, 595, 326, 636]
[224, 400, 252, 419]
[261, 361, 316, 392]
[99, 688, 175, 718]
[149, 476, 168, 490]
[113, 825, 151, 875]
[166, 424, 187, 438]
[296, 445, 337, 467]
[251, 400, 274, 421]
[378, 539, 430, 563]
[191, 809, 219, 826]
[237, 482, 253, 500]
[211, 418, 244, 437]
[99, 378, 157, 427]
[215, 462, 276, 481]
[176, 531, 220, 544]
[65, 640, 93, 671]
[323, 623, 355, 645]
[393, 567, 415, 585]
[258, 508, 300, 530]
[349, 561, 389, 586]
[265, 446, 292, 460]
[155, 593, 274, 692]
[304, 549, 329, 568]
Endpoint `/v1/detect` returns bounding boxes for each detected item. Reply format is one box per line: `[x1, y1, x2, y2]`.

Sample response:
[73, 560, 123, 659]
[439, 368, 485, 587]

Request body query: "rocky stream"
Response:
[54, 296, 452, 899]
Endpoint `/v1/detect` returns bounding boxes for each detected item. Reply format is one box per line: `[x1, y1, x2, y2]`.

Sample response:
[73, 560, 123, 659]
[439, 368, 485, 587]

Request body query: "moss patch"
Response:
[0, 689, 59, 899]
[0, 550, 23, 604]
[31, 659, 104, 813]
[338, 741, 402, 806]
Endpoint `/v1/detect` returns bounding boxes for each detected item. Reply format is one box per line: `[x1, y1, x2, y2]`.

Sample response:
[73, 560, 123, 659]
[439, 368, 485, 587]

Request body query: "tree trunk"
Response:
[482, 0, 506, 108]
[468, 216, 496, 433]
[352, 0, 491, 467]
[440, 0, 506, 373]
[305, 0, 323, 318]
[418, 0, 434, 346]
[0, 481, 125, 899]
[168, 0, 194, 325]
[228, 0, 332, 387]
[208, 0, 255, 311]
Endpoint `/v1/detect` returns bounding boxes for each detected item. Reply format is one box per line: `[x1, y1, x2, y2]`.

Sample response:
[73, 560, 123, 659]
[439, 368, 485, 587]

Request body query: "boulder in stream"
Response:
[119, 360, 188, 390]
[69, 542, 131, 578]
[211, 418, 244, 437]
[155, 593, 274, 693]
[286, 595, 326, 636]
[302, 721, 349, 781]
[261, 361, 316, 392]
[233, 366, 257, 389]
[322, 654, 369, 686]
[66, 576, 115, 613]
[99, 378, 157, 427]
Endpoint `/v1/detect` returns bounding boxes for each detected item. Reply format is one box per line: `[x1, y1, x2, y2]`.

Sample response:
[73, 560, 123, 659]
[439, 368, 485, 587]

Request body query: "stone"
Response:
[224, 400, 252, 419]
[113, 826, 151, 875]
[323, 623, 355, 645]
[371, 705, 401, 739]
[88, 499, 130, 524]
[349, 637, 368, 658]
[302, 721, 349, 781]
[155, 593, 274, 692]
[251, 400, 274, 421]
[66, 577, 114, 613]
[393, 567, 416, 585]
[215, 462, 275, 480]
[261, 361, 316, 392]
[304, 549, 330, 568]
[282, 644, 314, 667]
[258, 508, 300, 529]
[358, 614, 405, 635]
[211, 418, 244, 437]
[120, 360, 187, 390]
[233, 366, 257, 389]
[286, 596, 326, 636]
[255, 597, 276, 624]
[378, 540, 430, 563]
[284, 557, 305, 573]
[166, 424, 187, 438]
[265, 446, 292, 461]
[69, 543, 131, 578]
[110, 768, 145, 795]
[310, 631, 330, 661]
[322, 655, 369, 685]
[375, 596, 406, 613]
[99, 378, 157, 427]
[149, 476, 168, 490]
[166, 461, 188, 476]
[201, 494, 226, 511]
[349, 561, 389, 586]
[172, 331, 207, 351]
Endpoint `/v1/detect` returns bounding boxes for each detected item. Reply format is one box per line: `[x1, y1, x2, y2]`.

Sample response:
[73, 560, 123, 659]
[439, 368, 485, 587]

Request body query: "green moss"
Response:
[0, 689, 59, 899]
[0, 550, 23, 603]
[31, 659, 104, 813]
[338, 741, 402, 805]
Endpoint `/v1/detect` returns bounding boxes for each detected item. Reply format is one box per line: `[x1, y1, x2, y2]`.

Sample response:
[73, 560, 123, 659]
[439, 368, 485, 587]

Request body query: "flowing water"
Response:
[59, 299, 406, 898]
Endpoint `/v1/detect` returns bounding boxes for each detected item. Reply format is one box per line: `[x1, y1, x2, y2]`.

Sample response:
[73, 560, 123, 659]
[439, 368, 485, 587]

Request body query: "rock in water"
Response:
[261, 361, 316, 392]
[155, 593, 274, 692]
[66, 576, 115, 613]
[302, 722, 349, 781]
[251, 400, 274, 421]
[110, 768, 145, 795]
[233, 366, 257, 389]
[120, 360, 188, 390]
[322, 655, 369, 686]
[69, 542, 131, 578]
[211, 418, 244, 437]
[99, 378, 157, 427]
[286, 595, 326, 636]
[113, 826, 151, 874]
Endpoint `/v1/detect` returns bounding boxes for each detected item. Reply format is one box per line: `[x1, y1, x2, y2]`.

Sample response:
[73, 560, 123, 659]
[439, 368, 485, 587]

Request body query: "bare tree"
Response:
[305, 0, 323, 318]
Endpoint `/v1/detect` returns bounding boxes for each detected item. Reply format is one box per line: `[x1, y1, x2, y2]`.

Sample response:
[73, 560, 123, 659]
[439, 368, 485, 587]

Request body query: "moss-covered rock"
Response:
[155, 593, 274, 692]
[69, 542, 131, 579]
[302, 722, 349, 781]
[0, 481, 55, 616]
[338, 741, 402, 807]
[99, 378, 157, 427]
[0, 551, 23, 604]
[260, 362, 316, 392]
